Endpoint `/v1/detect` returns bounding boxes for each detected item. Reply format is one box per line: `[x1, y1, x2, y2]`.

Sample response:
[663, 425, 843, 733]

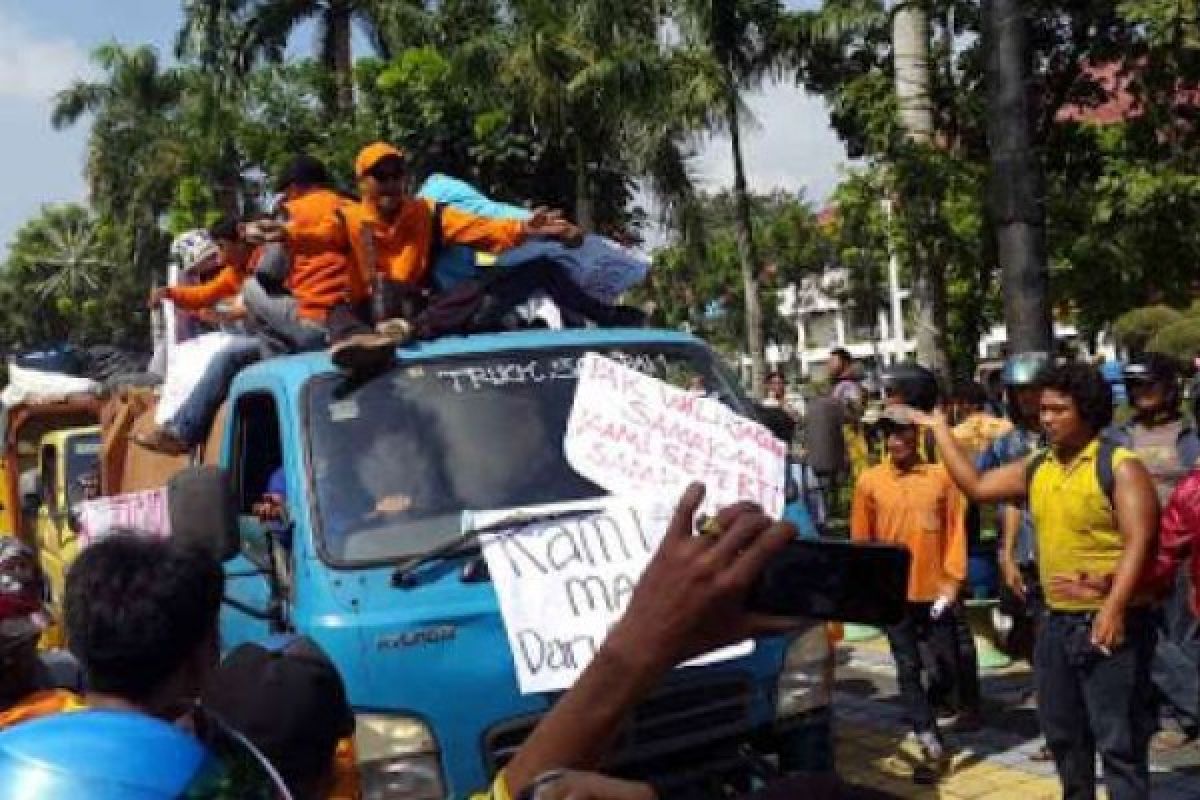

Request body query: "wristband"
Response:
[515, 769, 567, 800]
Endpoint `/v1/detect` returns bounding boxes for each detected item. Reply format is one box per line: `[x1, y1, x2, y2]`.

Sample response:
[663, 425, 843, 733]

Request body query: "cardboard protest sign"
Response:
[76, 488, 170, 548]
[564, 353, 787, 516]
[481, 502, 751, 694]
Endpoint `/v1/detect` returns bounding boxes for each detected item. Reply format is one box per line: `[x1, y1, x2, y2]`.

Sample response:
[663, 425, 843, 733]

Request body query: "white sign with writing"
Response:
[482, 503, 751, 694]
[76, 488, 171, 548]
[564, 353, 787, 517]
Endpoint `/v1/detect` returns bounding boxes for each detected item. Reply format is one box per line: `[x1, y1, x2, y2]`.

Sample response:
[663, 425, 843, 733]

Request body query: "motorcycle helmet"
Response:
[0, 710, 220, 799]
[0, 539, 49, 653]
[169, 230, 220, 276]
[881, 364, 940, 412]
[1123, 352, 1181, 408]
[1001, 352, 1051, 387]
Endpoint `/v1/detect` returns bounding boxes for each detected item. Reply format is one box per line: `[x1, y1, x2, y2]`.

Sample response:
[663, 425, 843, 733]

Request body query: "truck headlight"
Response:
[775, 625, 834, 719]
[355, 714, 445, 800]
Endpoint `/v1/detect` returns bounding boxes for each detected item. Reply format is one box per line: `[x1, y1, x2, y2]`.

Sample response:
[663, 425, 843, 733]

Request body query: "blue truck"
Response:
[160, 327, 833, 798]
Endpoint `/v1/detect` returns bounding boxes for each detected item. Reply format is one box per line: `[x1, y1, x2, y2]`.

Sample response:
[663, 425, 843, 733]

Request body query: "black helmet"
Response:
[1125, 352, 1181, 409]
[881, 364, 939, 412]
[1002, 352, 1051, 387]
[1123, 352, 1179, 386]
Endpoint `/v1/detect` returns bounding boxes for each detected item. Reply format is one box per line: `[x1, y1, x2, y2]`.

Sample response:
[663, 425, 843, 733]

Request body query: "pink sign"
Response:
[76, 488, 171, 547]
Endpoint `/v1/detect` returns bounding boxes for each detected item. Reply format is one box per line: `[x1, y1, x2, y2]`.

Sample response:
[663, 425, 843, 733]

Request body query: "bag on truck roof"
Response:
[13, 346, 84, 377]
[1, 364, 101, 409]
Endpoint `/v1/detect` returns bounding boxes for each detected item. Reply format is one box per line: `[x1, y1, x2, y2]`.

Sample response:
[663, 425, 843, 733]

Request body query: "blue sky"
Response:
[0, 0, 847, 256]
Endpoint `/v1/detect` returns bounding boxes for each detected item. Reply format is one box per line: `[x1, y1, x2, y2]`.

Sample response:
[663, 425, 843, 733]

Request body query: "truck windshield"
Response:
[305, 344, 746, 564]
[66, 433, 101, 507]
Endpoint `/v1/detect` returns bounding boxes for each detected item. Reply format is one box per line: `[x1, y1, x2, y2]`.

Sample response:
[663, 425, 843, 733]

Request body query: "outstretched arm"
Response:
[907, 408, 1028, 504]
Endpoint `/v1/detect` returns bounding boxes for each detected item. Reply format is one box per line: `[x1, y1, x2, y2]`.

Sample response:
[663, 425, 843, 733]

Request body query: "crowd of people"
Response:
[2, 136, 1198, 798]
[139, 144, 648, 455]
[780, 349, 1200, 798]
[0, 482, 817, 799]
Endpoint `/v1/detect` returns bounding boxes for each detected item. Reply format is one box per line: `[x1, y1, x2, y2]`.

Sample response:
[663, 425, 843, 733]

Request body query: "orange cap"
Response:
[354, 142, 406, 178]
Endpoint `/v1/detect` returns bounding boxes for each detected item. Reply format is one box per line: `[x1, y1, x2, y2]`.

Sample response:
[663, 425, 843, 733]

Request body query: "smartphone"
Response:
[748, 539, 911, 626]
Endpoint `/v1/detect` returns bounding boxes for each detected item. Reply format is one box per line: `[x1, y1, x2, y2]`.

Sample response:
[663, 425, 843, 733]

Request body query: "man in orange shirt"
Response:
[240, 155, 382, 363]
[150, 217, 257, 323]
[250, 143, 581, 336]
[851, 406, 966, 781]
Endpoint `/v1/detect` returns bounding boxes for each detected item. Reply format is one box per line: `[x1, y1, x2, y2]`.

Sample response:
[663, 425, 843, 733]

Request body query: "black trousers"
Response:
[926, 604, 981, 715]
[1036, 609, 1155, 800]
[885, 603, 960, 734]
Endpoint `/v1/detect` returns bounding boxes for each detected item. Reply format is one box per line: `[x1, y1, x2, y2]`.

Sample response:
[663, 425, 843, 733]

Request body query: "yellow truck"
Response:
[27, 425, 102, 646]
[0, 396, 105, 645]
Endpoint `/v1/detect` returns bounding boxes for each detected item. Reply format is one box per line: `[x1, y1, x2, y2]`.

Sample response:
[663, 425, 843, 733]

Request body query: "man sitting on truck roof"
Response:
[241, 155, 393, 366]
[138, 226, 263, 455]
[150, 217, 258, 325]
[246, 143, 584, 343]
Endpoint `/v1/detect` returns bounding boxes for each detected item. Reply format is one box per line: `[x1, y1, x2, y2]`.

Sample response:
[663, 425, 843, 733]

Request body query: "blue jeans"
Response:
[163, 336, 261, 445]
[242, 276, 328, 356]
[1153, 572, 1200, 734]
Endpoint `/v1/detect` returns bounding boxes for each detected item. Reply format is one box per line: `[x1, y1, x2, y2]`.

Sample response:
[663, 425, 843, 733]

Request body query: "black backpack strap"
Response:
[1095, 437, 1118, 509]
[427, 201, 447, 267]
[1025, 448, 1050, 495]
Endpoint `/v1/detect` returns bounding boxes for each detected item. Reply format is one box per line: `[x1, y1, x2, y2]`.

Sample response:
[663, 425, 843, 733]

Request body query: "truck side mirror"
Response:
[168, 466, 240, 562]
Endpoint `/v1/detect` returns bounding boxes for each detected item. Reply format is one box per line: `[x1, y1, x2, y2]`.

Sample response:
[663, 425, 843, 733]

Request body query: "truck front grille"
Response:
[484, 673, 755, 790]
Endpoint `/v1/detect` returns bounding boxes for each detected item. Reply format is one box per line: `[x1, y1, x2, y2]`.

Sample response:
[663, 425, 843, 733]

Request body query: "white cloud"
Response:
[0, 9, 93, 256]
[693, 80, 854, 207]
[0, 11, 92, 101]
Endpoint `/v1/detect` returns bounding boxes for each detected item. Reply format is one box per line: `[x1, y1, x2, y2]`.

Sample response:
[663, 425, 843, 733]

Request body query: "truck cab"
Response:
[171, 328, 833, 797]
[27, 426, 102, 646]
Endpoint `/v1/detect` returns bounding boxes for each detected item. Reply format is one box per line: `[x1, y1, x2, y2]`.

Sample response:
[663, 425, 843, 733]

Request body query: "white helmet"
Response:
[169, 230, 220, 274]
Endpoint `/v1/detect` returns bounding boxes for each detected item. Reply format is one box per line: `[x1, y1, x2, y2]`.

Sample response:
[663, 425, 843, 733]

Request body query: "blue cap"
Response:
[0, 710, 217, 799]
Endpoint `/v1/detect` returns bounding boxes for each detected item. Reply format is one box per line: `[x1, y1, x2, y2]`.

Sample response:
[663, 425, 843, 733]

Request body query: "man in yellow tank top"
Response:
[908, 363, 1160, 800]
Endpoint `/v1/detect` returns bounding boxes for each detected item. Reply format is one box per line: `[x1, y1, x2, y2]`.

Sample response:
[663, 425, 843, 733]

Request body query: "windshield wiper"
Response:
[390, 504, 608, 587]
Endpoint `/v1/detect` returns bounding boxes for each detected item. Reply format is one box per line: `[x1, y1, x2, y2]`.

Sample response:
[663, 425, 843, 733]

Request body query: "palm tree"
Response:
[23, 210, 112, 302]
[792, 0, 948, 375]
[485, 0, 671, 230]
[51, 44, 185, 213]
[1, 205, 117, 345]
[671, 0, 785, 396]
[244, 0, 391, 117]
[51, 44, 184, 283]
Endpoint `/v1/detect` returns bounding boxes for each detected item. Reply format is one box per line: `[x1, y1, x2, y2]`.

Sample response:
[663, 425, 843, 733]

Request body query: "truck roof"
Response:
[233, 327, 704, 394]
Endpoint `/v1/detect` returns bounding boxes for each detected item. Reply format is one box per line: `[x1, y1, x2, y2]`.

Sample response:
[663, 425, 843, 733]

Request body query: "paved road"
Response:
[832, 638, 1200, 799]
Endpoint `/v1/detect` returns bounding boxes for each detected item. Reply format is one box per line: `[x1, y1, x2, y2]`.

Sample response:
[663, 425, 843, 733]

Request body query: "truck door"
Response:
[221, 391, 290, 649]
[36, 443, 66, 605]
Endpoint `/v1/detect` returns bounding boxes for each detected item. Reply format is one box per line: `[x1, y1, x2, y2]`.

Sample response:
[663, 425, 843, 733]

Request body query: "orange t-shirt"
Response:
[166, 248, 260, 311]
[851, 461, 967, 603]
[287, 196, 526, 289]
[282, 188, 363, 321]
[0, 689, 86, 730]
